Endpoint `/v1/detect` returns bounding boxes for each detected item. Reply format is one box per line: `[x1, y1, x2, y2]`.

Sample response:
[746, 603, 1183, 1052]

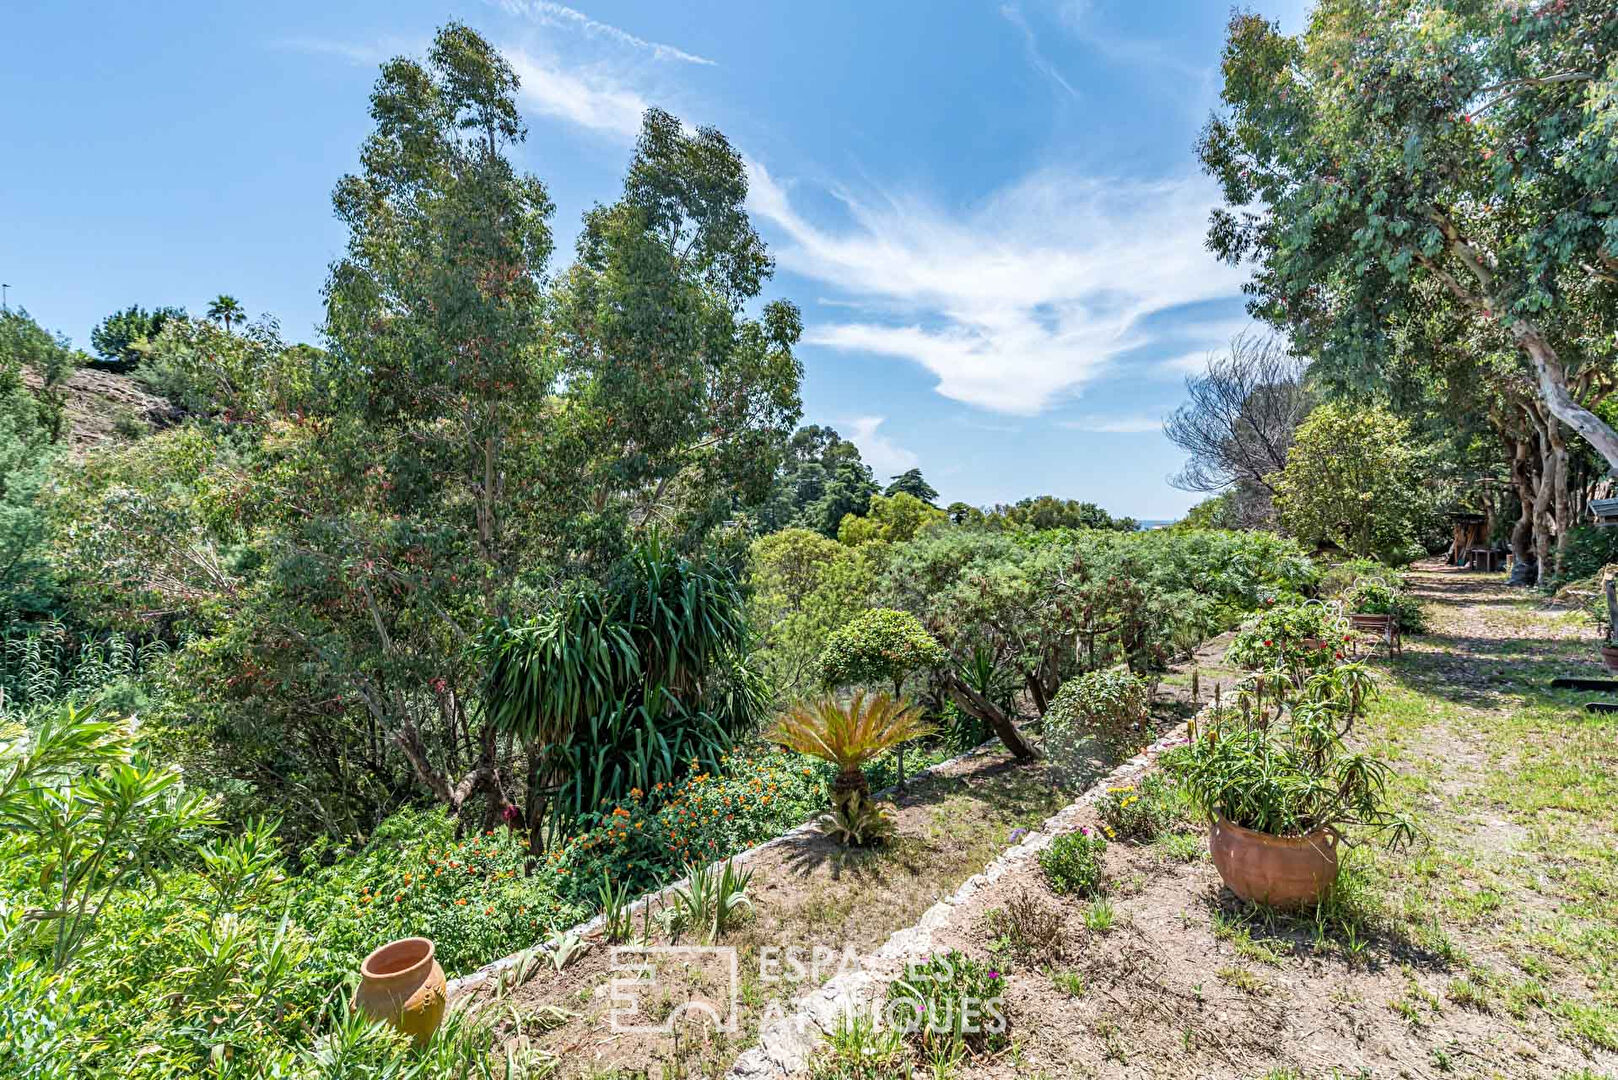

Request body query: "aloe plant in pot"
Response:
[1178, 663, 1416, 908]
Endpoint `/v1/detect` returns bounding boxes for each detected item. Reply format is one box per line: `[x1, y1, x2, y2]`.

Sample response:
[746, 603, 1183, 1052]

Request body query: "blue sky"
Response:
[1, 0, 1308, 519]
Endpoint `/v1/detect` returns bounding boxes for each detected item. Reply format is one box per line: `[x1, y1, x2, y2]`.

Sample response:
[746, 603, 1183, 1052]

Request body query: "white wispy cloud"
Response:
[505, 49, 650, 139]
[497, 0, 715, 65]
[277, 33, 659, 143]
[273, 36, 418, 67]
[846, 416, 919, 478]
[1059, 413, 1164, 433]
[747, 161, 1247, 415]
[1000, 4, 1079, 100]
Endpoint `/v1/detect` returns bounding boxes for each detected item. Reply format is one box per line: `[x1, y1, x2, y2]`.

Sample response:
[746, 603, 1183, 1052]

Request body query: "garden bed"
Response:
[763, 563, 1618, 1080]
[478, 747, 1070, 1079]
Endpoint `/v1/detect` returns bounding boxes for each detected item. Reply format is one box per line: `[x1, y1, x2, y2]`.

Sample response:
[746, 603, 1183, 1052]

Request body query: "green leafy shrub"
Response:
[559, 744, 830, 894]
[1225, 601, 1351, 672]
[292, 808, 587, 980]
[1344, 579, 1426, 633]
[886, 951, 1009, 1055]
[1271, 402, 1435, 561]
[1038, 828, 1107, 897]
[1097, 772, 1187, 843]
[1553, 526, 1618, 588]
[1042, 669, 1150, 788]
[937, 700, 992, 753]
[817, 607, 947, 693]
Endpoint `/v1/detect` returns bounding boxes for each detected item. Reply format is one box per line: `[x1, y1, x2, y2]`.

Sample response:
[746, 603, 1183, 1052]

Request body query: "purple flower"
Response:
[988, 971, 1000, 979]
[1009, 828, 1028, 842]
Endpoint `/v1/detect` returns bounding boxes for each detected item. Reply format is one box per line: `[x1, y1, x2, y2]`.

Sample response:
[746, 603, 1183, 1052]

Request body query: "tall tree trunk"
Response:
[943, 672, 1039, 760]
[1425, 212, 1618, 475]
[1547, 417, 1571, 577]
[1503, 426, 1536, 576]
[1513, 322, 1618, 475]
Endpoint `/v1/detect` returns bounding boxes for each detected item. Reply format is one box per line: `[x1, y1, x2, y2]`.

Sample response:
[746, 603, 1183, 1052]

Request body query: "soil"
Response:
[888, 563, 1618, 1080]
[485, 750, 1071, 1079]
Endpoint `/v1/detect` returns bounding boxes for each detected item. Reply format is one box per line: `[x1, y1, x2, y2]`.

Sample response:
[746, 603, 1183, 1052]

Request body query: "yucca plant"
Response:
[666, 857, 752, 944]
[769, 691, 935, 843]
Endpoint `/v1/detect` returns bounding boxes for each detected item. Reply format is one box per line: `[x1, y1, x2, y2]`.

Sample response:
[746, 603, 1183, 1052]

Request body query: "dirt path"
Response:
[485, 749, 1069, 1079]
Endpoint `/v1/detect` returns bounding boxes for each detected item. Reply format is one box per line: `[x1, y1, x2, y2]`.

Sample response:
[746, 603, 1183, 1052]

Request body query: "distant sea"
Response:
[1134, 519, 1177, 530]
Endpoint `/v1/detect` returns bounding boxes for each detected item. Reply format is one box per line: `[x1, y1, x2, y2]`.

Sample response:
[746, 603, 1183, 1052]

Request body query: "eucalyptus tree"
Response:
[1201, 3, 1618, 472]
[296, 21, 559, 823]
[51, 27, 806, 840]
[549, 108, 803, 552]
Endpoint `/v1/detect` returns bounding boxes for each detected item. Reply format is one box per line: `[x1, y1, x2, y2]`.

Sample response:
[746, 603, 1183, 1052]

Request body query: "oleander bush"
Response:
[1225, 601, 1352, 673]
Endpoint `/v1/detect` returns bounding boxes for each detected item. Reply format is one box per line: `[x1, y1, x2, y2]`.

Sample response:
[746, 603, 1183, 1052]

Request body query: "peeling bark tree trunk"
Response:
[1424, 213, 1618, 476]
[1513, 322, 1618, 476]
[1547, 417, 1572, 576]
[1527, 406, 1556, 578]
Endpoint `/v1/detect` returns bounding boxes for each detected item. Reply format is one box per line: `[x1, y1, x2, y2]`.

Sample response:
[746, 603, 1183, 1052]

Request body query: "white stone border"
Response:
[446, 735, 1016, 997]
[726, 718, 1198, 1080]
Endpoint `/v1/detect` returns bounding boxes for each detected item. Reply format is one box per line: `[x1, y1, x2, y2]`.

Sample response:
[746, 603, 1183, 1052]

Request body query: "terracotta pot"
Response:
[1208, 815, 1340, 909]
[354, 937, 447, 1047]
[1601, 644, 1618, 674]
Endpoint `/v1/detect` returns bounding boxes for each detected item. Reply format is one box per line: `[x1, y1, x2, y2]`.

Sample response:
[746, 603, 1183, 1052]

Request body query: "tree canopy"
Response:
[1200, 2, 1618, 472]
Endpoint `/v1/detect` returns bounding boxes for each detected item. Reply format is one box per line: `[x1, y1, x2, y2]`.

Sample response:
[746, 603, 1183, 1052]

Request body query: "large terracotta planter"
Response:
[1209, 815, 1340, 909]
[1601, 644, 1618, 674]
[354, 937, 447, 1047]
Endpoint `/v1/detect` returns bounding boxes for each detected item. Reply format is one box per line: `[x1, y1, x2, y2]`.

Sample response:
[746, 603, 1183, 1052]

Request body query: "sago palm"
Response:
[769, 691, 935, 806]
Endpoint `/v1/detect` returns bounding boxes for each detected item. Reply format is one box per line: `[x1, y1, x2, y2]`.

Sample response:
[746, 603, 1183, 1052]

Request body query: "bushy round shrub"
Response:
[1344, 579, 1426, 633]
[1038, 828, 1107, 896]
[817, 607, 947, 692]
[1225, 601, 1350, 671]
[1042, 668, 1151, 788]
